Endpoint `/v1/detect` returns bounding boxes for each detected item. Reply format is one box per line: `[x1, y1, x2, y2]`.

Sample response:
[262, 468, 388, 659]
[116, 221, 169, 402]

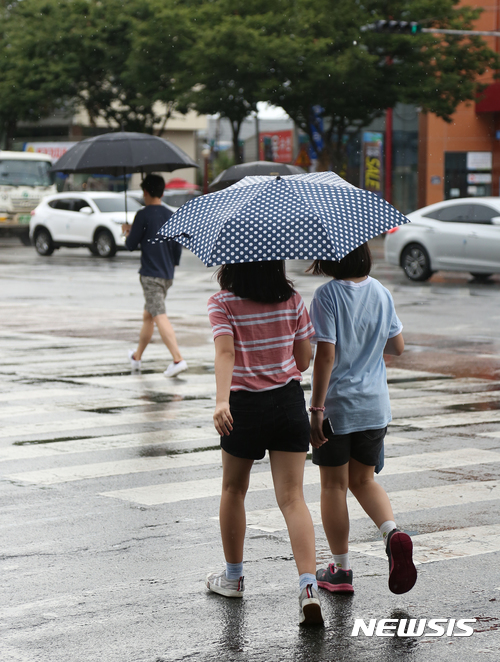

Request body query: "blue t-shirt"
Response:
[125, 205, 181, 280]
[310, 276, 403, 435]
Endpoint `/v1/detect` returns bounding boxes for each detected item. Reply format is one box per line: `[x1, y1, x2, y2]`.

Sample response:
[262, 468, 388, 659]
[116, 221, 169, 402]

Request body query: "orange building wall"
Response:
[418, 0, 500, 207]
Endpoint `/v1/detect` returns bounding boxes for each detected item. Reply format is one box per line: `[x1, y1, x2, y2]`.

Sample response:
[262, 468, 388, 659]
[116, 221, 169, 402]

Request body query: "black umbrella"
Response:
[51, 131, 198, 221]
[51, 131, 198, 175]
[209, 161, 305, 192]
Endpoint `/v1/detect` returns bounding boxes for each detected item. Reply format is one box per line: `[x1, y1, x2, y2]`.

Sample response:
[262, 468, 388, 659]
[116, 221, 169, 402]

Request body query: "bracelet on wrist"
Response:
[309, 406, 325, 412]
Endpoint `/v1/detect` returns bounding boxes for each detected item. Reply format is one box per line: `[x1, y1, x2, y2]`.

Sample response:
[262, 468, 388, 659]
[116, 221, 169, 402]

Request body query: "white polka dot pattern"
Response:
[154, 172, 410, 265]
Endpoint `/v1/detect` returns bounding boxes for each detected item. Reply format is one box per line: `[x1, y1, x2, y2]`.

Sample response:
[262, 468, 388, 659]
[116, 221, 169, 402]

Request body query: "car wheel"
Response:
[34, 228, 55, 256]
[401, 243, 433, 281]
[88, 245, 99, 256]
[470, 272, 492, 280]
[94, 230, 116, 258]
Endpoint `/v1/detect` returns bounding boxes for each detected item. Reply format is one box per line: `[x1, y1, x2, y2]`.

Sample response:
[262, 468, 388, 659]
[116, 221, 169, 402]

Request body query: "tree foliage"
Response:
[265, 0, 500, 169]
[1, 0, 499, 167]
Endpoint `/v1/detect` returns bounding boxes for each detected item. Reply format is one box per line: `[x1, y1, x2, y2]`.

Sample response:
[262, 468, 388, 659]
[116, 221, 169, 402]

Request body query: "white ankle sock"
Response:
[299, 572, 318, 592]
[380, 520, 397, 540]
[333, 553, 350, 570]
[226, 561, 243, 580]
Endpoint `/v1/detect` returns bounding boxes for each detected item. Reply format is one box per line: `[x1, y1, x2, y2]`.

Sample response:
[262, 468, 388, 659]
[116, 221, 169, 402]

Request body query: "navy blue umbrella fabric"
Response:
[154, 171, 410, 266]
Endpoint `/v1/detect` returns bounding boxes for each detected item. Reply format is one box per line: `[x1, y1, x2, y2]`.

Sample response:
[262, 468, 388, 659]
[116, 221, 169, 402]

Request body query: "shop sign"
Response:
[258, 131, 293, 163]
[466, 151, 492, 171]
[23, 142, 77, 161]
[467, 173, 492, 184]
[361, 132, 384, 195]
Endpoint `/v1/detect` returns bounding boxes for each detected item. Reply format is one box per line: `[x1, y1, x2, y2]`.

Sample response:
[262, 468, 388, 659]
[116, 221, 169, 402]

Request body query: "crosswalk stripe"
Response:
[0, 428, 219, 462]
[5, 449, 222, 485]
[0, 407, 211, 439]
[390, 390, 500, 411]
[350, 524, 500, 564]
[392, 410, 500, 429]
[244, 480, 500, 532]
[99, 448, 500, 505]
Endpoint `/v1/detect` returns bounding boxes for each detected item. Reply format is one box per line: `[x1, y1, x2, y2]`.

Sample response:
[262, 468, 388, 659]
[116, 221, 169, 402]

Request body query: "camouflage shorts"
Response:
[140, 275, 173, 317]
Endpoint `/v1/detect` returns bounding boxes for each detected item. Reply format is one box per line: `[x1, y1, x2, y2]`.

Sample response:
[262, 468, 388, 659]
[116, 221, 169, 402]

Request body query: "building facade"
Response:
[418, 0, 500, 208]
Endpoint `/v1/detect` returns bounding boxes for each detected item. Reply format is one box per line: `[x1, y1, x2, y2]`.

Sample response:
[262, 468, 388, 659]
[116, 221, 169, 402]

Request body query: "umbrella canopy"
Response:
[155, 171, 410, 266]
[51, 131, 198, 176]
[209, 161, 305, 191]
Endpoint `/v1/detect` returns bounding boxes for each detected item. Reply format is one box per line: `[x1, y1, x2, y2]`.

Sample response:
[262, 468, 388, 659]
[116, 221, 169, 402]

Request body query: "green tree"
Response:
[0, 0, 81, 147]
[266, 0, 500, 171]
[175, 0, 278, 162]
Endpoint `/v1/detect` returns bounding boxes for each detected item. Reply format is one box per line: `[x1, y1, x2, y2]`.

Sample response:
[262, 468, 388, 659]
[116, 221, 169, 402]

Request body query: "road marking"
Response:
[350, 524, 500, 564]
[390, 390, 500, 411]
[5, 449, 223, 485]
[245, 480, 500, 532]
[0, 407, 211, 440]
[393, 410, 500, 429]
[100, 448, 500, 505]
[0, 428, 219, 462]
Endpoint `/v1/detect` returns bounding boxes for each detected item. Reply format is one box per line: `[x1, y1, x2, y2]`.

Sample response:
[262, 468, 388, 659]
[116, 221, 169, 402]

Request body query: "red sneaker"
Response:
[386, 529, 417, 594]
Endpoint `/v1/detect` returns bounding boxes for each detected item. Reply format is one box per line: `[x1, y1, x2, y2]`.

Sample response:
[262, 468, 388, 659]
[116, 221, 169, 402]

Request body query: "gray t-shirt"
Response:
[310, 276, 402, 435]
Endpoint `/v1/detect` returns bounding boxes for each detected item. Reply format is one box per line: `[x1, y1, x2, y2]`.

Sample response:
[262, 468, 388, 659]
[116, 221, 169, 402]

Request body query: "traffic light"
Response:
[362, 20, 422, 34]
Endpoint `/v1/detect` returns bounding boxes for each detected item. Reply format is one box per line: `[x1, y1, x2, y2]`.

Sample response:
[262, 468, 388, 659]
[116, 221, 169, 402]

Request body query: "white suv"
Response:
[29, 192, 143, 257]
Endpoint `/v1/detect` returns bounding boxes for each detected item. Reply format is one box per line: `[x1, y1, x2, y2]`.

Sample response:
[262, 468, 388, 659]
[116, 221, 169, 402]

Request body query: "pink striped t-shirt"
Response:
[208, 289, 315, 392]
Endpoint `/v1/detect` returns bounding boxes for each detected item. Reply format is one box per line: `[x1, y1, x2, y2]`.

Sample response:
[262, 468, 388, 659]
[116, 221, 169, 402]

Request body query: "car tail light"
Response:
[386, 227, 399, 234]
[30, 210, 36, 216]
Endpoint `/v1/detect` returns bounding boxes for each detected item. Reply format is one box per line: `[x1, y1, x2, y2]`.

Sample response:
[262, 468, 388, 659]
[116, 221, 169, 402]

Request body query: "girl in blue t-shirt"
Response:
[308, 242, 417, 596]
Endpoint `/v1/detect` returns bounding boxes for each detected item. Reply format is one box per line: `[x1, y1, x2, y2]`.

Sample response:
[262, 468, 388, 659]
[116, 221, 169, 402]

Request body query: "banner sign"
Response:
[361, 132, 384, 195]
[309, 105, 324, 160]
[258, 131, 293, 163]
[23, 142, 77, 161]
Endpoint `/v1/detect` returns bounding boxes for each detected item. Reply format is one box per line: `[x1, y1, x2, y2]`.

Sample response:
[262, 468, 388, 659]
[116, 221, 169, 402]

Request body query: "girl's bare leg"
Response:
[348, 458, 394, 528]
[219, 449, 254, 563]
[269, 451, 316, 575]
[319, 463, 350, 555]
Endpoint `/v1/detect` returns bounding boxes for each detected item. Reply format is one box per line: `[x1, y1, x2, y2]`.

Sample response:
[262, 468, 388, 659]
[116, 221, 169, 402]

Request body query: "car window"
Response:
[73, 198, 91, 212]
[468, 204, 500, 224]
[48, 199, 75, 211]
[423, 204, 472, 222]
[92, 197, 143, 213]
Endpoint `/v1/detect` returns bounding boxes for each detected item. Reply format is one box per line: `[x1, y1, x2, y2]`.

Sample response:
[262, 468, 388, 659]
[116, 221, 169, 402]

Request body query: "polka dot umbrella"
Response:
[154, 171, 410, 265]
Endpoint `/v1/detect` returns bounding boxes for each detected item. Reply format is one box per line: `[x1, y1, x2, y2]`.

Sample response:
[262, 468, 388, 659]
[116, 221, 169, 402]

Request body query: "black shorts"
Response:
[312, 426, 387, 468]
[221, 380, 310, 460]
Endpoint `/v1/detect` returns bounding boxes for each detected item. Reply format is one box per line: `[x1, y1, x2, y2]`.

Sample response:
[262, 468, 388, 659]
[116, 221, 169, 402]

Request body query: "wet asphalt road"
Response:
[1, 237, 500, 662]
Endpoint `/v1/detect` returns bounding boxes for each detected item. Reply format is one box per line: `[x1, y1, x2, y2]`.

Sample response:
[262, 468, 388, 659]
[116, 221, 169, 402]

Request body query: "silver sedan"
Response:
[384, 197, 500, 281]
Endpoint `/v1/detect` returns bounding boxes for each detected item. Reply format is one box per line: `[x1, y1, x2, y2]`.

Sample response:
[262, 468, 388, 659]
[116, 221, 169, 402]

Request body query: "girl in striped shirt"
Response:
[205, 260, 324, 626]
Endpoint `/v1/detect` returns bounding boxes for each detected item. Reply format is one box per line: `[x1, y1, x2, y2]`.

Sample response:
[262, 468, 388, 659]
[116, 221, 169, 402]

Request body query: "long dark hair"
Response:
[307, 243, 372, 279]
[216, 261, 295, 303]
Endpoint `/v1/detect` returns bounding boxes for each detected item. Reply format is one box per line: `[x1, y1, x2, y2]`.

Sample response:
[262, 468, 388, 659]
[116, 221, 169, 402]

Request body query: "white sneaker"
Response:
[206, 569, 244, 598]
[164, 359, 188, 378]
[128, 349, 141, 371]
[299, 584, 324, 626]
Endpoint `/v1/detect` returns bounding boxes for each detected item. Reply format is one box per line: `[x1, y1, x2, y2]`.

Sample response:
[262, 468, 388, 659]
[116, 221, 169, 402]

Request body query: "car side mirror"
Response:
[79, 206, 93, 214]
[490, 216, 500, 225]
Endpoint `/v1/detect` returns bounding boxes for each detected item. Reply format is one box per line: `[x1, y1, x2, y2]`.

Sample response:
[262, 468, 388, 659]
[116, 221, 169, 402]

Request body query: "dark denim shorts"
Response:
[312, 426, 387, 468]
[221, 380, 310, 460]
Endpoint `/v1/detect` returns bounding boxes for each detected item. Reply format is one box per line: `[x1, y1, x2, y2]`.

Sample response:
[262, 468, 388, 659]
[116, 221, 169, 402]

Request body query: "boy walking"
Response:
[122, 174, 187, 378]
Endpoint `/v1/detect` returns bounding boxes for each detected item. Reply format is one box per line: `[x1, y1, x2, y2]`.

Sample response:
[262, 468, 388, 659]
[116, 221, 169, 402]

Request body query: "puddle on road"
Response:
[13, 434, 94, 446]
[138, 445, 219, 457]
[448, 402, 500, 412]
